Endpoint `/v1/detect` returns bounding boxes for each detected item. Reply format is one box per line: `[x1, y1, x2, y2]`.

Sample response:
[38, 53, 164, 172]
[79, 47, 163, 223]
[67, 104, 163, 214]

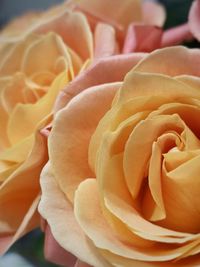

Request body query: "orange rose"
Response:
[40, 47, 200, 267]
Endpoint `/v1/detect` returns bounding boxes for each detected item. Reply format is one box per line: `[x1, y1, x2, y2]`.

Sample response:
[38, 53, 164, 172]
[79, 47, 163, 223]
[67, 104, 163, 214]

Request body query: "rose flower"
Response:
[0, 1, 93, 254]
[0, 0, 167, 255]
[40, 46, 200, 267]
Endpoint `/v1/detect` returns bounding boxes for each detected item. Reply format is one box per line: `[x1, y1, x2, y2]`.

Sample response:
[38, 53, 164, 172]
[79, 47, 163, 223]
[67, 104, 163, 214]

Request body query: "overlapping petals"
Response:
[0, 1, 94, 254]
[40, 47, 200, 266]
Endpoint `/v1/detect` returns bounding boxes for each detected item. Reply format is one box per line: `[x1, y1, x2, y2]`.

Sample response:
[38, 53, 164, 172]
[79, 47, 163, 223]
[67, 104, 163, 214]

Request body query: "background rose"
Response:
[1, 0, 167, 57]
[40, 46, 200, 267]
[0, 0, 94, 254]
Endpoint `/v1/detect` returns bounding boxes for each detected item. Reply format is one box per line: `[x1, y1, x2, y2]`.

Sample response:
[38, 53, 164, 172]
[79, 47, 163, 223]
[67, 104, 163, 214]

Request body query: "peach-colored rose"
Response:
[0, 1, 95, 254]
[0, 0, 166, 255]
[39, 46, 200, 267]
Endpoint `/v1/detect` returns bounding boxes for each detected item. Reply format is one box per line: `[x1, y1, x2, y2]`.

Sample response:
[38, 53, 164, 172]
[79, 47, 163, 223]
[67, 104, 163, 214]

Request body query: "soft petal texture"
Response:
[133, 46, 200, 76]
[44, 224, 77, 267]
[75, 261, 92, 267]
[49, 82, 120, 202]
[161, 24, 193, 47]
[54, 53, 146, 111]
[38, 163, 111, 267]
[142, 1, 166, 27]
[123, 24, 162, 53]
[0, 131, 48, 254]
[189, 0, 200, 41]
[0, 196, 40, 254]
[76, 0, 142, 31]
[94, 23, 118, 58]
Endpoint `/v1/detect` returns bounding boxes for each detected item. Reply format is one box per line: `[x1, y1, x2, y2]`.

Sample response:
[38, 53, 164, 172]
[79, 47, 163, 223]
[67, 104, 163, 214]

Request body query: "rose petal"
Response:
[0, 195, 40, 254]
[133, 46, 200, 77]
[123, 24, 162, 53]
[189, 0, 200, 41]
[75, 260, 92, 267]
[160, 154, 200, 234]
[54, 53, 146, 111]
[44, 224, 77, 267]
[38, 163, 110, 267]
[75, 179, 198, 262]
[0, 131, 48, 254]
[76, 0, 142, 31]
[7, 70, 68, 145]
[49, 82, 120, 202]
[94, 23, 118, 58]
[35, 10, 93, 61]
[0, 35, 37, 76]
[142, 1, 166, 27]
[161, 23, 193, 47]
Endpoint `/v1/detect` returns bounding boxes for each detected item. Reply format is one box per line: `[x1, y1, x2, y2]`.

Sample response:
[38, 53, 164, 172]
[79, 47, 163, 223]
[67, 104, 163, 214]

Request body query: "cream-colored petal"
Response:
[44, 224, 77, 267]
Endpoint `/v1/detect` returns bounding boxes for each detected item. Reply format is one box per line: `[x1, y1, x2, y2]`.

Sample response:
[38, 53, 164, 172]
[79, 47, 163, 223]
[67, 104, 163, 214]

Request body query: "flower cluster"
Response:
[1, 0, 200, 266]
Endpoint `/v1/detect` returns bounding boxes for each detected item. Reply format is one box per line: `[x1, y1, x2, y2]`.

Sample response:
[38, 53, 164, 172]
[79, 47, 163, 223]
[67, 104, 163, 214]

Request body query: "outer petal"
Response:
[54, 53, 146, 111]
[44, 224, 77, 267]
[123, 24, 162, 53]
[94, 23, 118, 58]
[76, 0, 142, 31]
[0, 131, 47, 254]
[161, 24, 193, 47]
[49, 82, 120, 202]
[142, 1, 166, 27]
[38, 163, 111, 267]
[133, 46, 200, 77]
[75, 261, 92, 267]
[35, 10, 93, 61]
[0, 7, 93, 61]
[189, 0, 200, 41]
[0, 195, 40, 255]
